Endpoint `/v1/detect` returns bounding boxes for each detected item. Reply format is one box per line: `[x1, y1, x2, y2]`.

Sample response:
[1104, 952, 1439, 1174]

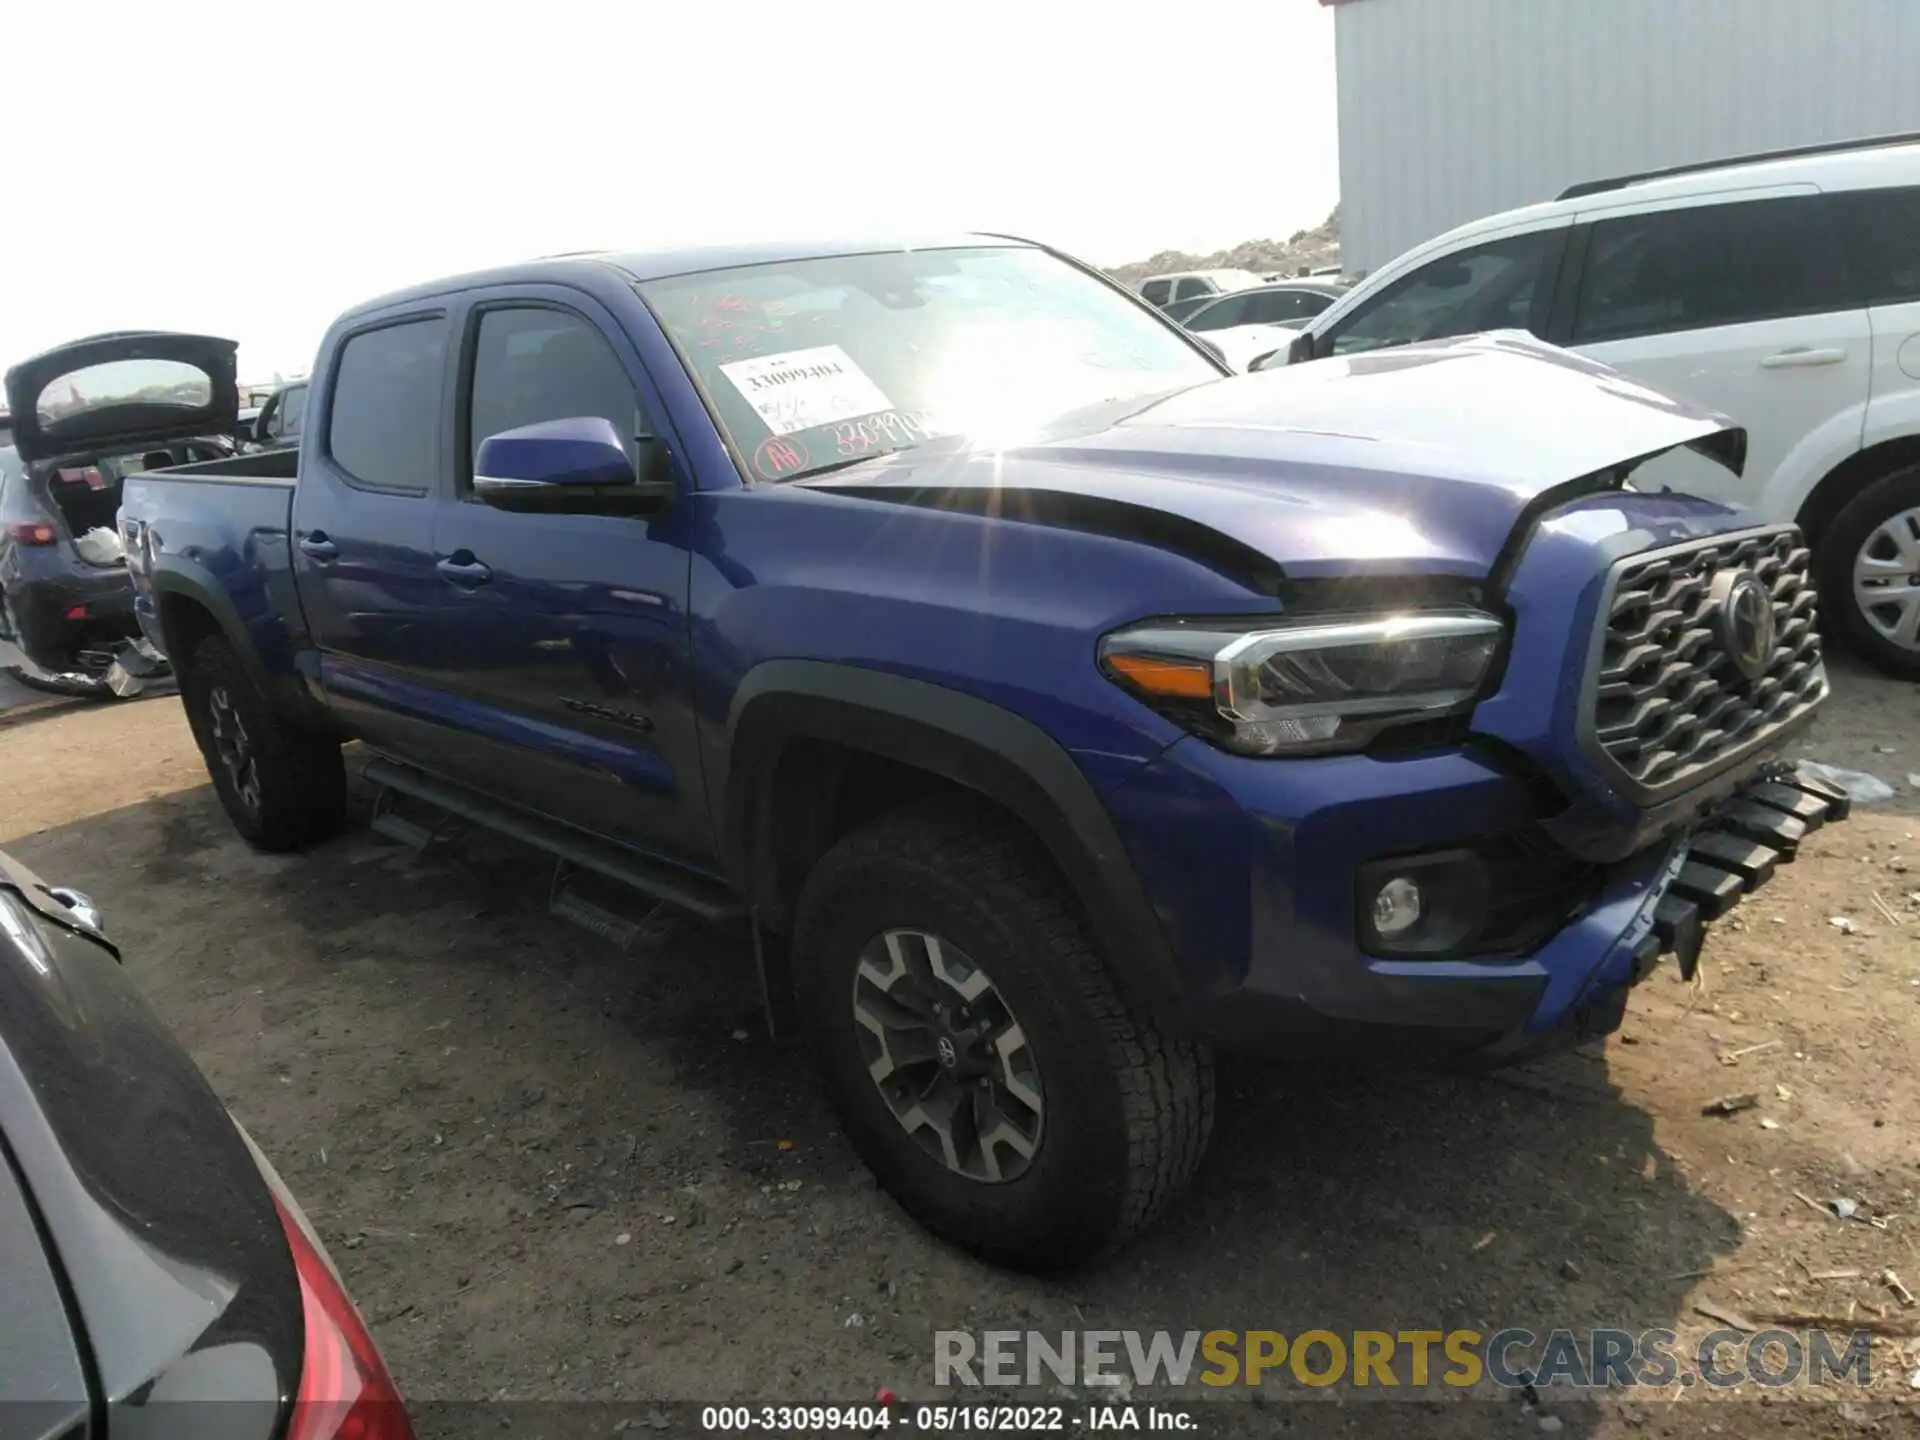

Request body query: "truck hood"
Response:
[801, 332, 1746, 589]
[4, 330, 239, 463]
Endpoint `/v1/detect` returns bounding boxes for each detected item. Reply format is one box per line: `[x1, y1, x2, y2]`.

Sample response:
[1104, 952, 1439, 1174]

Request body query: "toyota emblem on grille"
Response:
[1711, 570, 1776, 681]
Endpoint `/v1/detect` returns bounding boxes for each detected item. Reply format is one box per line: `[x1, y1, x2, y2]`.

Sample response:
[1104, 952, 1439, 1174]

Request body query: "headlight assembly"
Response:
[1100, 610, 1505, 756]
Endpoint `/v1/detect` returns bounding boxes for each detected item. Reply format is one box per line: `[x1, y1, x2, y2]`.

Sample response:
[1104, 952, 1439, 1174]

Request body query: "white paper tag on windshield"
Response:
[719, 345, 893, 437]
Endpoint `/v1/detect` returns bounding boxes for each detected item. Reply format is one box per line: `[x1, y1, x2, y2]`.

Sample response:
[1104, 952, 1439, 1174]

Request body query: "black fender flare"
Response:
[148, 563, 327, 729]
[150, 563, 270, 687]
[720, 660, 1185, 1007]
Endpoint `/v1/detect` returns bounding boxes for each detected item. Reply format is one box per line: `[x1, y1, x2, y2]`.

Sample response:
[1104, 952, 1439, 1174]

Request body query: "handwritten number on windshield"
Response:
[833, 410, 938, 458]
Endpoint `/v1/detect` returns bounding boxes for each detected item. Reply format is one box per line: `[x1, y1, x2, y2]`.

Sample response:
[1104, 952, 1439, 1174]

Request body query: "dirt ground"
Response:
[1, 656, 1916, 1439]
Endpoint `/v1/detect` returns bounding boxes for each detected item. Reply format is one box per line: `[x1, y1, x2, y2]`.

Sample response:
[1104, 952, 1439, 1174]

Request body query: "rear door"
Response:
[3, 331, 237, 462]
[422, 289, 713, 866]
[1559, 188, 1869, 509]
[289, 312, 454, 759]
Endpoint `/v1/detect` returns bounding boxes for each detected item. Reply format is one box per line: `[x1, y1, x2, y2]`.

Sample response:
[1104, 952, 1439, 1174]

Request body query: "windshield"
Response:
[640, 246, 1219, 482]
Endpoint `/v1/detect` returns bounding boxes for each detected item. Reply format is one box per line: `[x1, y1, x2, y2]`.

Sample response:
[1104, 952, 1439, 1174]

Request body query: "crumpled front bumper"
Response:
[1117, 740, 1854, 1063]
[1468, 759, 1853, 1066]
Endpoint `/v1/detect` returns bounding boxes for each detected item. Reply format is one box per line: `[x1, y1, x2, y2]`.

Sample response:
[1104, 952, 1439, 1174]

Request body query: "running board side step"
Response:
[362, 758, 744, 925]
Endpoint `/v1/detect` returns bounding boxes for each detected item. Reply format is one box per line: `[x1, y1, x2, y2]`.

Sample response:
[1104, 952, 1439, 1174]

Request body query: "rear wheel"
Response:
[793, 798, 1214, 1272]
[181, 635, 346, 851]
[1816, 465, 1920, 679]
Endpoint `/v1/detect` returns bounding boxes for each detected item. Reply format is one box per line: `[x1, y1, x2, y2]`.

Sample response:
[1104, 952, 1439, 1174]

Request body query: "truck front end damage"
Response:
[1103, 486, 1842, 1061]
[1068, 343, 1846, 1063]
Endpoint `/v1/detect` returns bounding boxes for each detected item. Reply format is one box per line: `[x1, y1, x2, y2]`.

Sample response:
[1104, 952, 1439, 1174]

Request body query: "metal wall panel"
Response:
[1334, 0, 1920, 272]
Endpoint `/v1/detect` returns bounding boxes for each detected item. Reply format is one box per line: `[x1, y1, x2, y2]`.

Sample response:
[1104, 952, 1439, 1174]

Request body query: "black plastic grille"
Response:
[1476, 832, 1603, 956]
[1591, 527, 1824, 797]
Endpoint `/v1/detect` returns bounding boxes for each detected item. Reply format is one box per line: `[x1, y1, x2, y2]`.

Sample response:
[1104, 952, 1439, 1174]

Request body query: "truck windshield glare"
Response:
[640, 247, 1218, 480]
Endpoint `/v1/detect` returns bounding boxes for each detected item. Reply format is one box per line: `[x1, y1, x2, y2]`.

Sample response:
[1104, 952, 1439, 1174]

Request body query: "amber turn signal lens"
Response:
[1106, 654, 1213, 699]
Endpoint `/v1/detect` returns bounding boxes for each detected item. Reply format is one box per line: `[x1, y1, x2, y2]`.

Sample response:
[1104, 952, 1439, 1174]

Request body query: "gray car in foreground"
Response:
[0, 845, 413, 1439]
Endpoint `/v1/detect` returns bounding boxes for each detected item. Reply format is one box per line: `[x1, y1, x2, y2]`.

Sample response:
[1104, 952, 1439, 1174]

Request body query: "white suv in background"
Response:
[1272, 134, 1920, 678]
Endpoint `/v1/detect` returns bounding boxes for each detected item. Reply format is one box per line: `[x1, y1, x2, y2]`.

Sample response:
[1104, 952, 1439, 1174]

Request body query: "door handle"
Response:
[436, 555, 492, 587]
[297, 532, 339, 560]
[1760, 346, 1846, 369]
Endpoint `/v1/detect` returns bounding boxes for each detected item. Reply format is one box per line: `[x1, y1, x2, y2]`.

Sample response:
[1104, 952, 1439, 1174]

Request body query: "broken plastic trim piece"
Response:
[101, 638, 173, 697]
[3, 632, 169, 699]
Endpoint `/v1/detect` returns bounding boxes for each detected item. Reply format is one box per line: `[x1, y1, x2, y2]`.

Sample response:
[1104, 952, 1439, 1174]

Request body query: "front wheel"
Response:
[1817, 465, 1920, 679]
[792, 799, 1214, 1272]
[180, 635, 346, 851]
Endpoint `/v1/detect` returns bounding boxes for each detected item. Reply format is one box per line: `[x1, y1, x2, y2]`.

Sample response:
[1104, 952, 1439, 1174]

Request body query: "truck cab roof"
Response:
[339, 234, 1042, 321]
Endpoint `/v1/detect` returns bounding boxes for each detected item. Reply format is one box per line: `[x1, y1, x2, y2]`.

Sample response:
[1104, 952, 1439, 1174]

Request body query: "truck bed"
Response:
[137, 446, 300, 485]
[119, 447, 304, 670]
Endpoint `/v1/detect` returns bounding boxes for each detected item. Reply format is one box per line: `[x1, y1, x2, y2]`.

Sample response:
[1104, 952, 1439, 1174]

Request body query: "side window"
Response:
[1141, 279, 1173, 307]
[1328, 233, 1552, 356]
[465, 307, 642, 483]
[1835, 186, 1920, 306]
[1571, 195, 1851, 344]
[1248, 291, 1328, 325]
[327, 318, 448, 492]
[1188, 295, 1247, 331]
[279, 384, 308, 438]
[1174, 277, 1213, 302]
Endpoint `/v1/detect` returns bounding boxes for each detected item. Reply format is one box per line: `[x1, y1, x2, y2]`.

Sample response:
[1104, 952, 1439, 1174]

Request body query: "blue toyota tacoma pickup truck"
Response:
[118, 235, 1846, 1270]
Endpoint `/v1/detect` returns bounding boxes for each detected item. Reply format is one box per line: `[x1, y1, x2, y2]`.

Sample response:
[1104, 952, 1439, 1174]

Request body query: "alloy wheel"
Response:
[851, 929, 1045, 1183]
[206, 685, 263, 815]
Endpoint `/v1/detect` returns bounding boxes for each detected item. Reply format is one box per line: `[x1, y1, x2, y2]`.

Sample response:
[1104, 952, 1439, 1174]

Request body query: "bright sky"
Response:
[4, 1, 1338, 386]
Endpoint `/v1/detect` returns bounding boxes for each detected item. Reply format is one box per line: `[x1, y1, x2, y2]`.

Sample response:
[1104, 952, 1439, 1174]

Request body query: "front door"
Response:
[423, 292, 713, 868]
[1567, 191, 1870, 507]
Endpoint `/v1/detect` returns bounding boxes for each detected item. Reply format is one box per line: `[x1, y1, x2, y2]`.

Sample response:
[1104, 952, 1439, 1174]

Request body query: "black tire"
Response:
[1815, 464, 1920, 679]
[180, 635, 346, 851]
[792, 798, 1214, 1272]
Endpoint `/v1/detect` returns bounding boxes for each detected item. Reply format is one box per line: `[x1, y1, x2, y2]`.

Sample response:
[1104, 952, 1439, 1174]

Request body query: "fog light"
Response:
[1371, 877, 1423, 937]
[1354, 848, 1492, 957]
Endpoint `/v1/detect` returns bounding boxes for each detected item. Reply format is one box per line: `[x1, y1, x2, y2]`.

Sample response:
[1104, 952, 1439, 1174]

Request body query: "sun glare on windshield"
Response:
[642, 246, 1215, 481]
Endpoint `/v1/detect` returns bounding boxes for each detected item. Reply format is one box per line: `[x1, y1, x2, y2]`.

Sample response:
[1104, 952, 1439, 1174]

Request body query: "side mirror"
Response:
[473, 416, 674, 515]
[1287, 331, 1317, 366]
